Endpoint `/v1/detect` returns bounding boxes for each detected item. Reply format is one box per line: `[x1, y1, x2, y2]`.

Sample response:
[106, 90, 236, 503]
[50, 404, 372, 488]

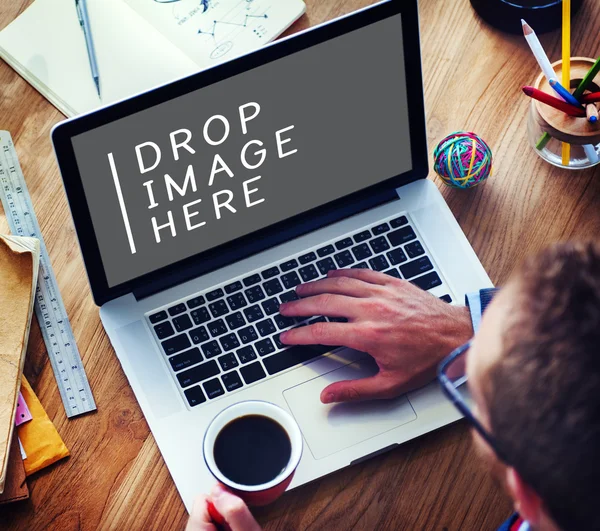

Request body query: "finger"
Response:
[320, 373, 403, 404]
[210, 485, 262, 531]
[327, 268, 391, 285]
[186, 495, 216, 531]
[295, 276, 384, 299]
[281, 321, 364, 351]
[279, 294, 362, 319]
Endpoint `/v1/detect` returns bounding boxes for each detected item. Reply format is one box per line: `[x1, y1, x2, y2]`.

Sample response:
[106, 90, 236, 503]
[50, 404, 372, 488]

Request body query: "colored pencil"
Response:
[522, 86, 586, 116]
[581, 92, 600, 104]
[549, 79, 581, 108]
[561, 0, 571, 165]
[521, 20, 557, 84]
[583, 144, 599, 164]
[586, 104, 599, 123]
[573, 57, 600, 100]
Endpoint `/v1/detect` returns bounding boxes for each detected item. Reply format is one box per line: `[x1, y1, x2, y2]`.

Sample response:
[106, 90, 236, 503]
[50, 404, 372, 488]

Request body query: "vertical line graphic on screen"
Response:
[108, 152, 137, 254]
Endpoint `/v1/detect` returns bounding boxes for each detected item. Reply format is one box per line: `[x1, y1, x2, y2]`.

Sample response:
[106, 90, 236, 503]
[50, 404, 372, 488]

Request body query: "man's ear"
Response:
[505, 467, 543, 526]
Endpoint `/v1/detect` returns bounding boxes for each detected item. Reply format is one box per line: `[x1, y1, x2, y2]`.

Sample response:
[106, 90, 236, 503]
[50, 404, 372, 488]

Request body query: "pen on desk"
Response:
[522, 86, 586, 117]
[549, 79, 581, 108]
[75, 0, 101, 98]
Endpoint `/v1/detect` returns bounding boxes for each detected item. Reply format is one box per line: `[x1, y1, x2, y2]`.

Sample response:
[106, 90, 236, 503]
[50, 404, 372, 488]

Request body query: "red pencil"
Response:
[581, 92, 600, 104]
[522, 86, 586, 117]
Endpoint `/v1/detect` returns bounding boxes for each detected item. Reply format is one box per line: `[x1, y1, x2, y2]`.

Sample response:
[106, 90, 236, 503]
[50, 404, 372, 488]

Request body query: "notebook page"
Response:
[0, 0, 199, 117]
[124, 0, 306, 69]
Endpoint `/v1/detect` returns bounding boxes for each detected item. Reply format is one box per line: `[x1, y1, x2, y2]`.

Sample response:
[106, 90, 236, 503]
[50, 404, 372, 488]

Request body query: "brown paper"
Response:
[0, 432, 29, 504]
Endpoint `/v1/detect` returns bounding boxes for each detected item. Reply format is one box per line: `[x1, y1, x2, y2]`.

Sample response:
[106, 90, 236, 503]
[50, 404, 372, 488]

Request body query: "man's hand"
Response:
[186, 484, 261, 531]
[279, 268, 473, 404]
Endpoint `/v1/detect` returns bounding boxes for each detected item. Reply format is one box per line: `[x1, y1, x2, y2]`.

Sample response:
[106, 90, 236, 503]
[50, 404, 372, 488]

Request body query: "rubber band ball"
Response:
[433, 132, 493, 189]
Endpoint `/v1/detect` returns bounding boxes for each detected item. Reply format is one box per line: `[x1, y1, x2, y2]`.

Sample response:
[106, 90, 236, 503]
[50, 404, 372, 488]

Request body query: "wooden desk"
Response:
[1, 0, 599, 528]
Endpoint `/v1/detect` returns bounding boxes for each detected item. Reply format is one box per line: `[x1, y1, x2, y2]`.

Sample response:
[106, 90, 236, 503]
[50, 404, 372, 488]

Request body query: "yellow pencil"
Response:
[562, 0, 571, 166]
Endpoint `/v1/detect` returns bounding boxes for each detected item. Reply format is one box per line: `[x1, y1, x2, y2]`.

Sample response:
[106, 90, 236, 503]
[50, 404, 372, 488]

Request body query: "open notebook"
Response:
[0, 0, 305, 117]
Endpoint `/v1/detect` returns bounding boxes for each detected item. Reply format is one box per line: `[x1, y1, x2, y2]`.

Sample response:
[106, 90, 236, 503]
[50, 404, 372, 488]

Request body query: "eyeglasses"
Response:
[437, 341, 510, 464]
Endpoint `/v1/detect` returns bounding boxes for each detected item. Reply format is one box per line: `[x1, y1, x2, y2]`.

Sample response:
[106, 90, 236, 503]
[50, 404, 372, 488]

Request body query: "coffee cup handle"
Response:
[207, 500, 232, 531]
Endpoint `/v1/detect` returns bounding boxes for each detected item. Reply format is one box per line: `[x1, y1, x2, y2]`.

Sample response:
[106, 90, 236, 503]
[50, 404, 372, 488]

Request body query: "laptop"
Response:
[52, 0, 492, 511]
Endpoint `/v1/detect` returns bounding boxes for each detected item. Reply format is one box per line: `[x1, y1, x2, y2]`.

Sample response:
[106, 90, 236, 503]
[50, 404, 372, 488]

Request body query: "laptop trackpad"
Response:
[283, 357, 417, 460]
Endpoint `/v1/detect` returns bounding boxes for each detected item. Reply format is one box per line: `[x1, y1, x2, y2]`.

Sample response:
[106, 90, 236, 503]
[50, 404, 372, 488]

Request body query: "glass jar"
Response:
[527, 58, 600, 170]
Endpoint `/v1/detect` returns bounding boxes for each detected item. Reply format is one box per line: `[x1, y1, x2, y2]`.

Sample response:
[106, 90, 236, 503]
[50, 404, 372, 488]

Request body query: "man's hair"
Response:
[486, 241, 600, 531]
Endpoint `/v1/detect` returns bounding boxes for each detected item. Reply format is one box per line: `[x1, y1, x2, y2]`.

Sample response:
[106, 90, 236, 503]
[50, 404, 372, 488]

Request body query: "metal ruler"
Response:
[0, 131, 96, 418]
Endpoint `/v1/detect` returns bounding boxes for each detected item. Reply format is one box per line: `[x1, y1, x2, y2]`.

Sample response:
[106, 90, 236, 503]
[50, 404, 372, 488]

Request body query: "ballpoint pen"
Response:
[75, 0, 101, 98]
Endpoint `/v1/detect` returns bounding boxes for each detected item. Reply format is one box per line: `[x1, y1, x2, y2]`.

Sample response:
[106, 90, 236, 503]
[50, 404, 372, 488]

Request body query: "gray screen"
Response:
[72, 13, 412, 288]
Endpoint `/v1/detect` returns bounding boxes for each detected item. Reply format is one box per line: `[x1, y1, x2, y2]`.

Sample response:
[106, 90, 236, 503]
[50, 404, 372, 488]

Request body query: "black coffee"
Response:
[213, 414, 292, 486]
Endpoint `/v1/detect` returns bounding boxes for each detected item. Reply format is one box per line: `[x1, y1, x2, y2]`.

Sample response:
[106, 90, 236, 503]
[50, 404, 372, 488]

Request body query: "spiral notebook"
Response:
[0, 0, 305, 117]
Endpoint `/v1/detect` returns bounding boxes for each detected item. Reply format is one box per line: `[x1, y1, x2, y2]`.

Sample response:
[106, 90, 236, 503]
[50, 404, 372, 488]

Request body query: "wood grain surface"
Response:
[1, 0, 599, 529]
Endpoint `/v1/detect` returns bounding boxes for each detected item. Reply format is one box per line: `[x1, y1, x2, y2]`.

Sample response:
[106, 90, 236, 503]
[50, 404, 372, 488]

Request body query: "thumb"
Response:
[320, 373, 404, 404]
[210, 484, 262, 531]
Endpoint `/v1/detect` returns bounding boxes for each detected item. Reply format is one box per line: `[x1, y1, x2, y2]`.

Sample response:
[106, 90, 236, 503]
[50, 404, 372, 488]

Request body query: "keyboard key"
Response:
[262, 298, 280, 315]
[353, 230, 371, 243]
[177, 359, 220, 387]
[263, 344, 333, 375]
[203, 378, 225, 399]
[273, 333, 285, 350]
[440, 294, 453, 303]
[369, 255, 390, 271]
[209, 299, 228, 318]
[351, 243, 372, 261]
[201, 340, 222, 358]
[224, 281, 243, 294]
[317, 245, 335, 257]
[239, 325, 258, 344]
[219, 333, 240, 352]
[388, 226, 417, 246]
[411, 271, 442, 291]
[236, 345, 257, 364]
[218, 352, 239, 371]
[173, 314, 193, 333]
[226, 312, 246, 330]
[263, 278, 284, 297]
[372, 222, 390, 235]
[261, 266, 280, 279]
[245, 285, 266, 303]
[227, 293, 247, 310]
[256, 318, 276, 337]
[308, 316, 327, 325]
[255, 338, 276, 357]
[316, 257, 336, 275]
[274, 313, 295, 330]
[281, 271, 301, 289]
[280, 259, 298, 272]
[390, 215, 408, 228]
[191, 307, 211, 325]
[186, 296, 205, 309]
[244, 305, 264, 322]
[189, 326, 209, 344]
[222, 371, 243, 392]
[400, 257, 434, 279]
[206, 288, 224, 301]
[240, 362, 266, 384]
[243, 274, 261, 287]
[184, 386, 206, 407]
[154, 321, 174, 340]
[168, 303, 186, 317]
[334, 250, 355, 268]
[352, 262, 368, 269]
[335, 237, 354, 250]
[370, 236, 390, 254]
[170, 347, 203, 372]
[299, 264, 319, 282]
[384, 268, 402, 279]
[405, 240, 425, 259]
[149, 310, 168, 324]
[162, 334, 191, 356]
[280, 290, 299, 303]
[298, 252, 317, 264]
[208, 319, 228, 338]
[387, 248, 408, 265]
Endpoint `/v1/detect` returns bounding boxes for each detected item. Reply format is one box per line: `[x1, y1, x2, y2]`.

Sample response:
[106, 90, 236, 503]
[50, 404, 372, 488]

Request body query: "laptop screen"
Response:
[71, 13, 411, 288]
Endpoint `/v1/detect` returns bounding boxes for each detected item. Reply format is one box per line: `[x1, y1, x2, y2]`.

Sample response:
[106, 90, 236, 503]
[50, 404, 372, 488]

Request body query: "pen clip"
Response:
[75, 0, 84, 26]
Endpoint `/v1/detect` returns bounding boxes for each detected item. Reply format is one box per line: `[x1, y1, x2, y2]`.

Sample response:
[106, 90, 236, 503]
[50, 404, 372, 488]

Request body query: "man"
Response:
[187, 241, 600, 531]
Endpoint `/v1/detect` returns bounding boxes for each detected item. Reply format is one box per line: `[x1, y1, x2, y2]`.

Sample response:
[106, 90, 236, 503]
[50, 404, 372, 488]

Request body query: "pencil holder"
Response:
[528, 58, 600, 169]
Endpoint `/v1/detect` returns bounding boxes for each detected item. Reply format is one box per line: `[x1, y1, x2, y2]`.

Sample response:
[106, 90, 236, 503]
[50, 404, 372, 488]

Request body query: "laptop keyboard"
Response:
[146, 214, 453, 409]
